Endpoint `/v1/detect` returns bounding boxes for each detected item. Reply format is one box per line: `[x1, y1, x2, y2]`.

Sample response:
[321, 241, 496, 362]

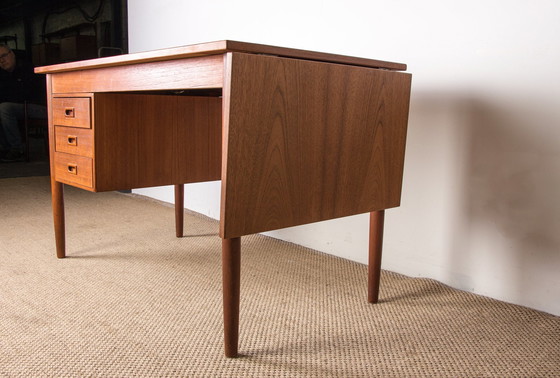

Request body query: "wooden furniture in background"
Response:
[36, 40, 412, 357]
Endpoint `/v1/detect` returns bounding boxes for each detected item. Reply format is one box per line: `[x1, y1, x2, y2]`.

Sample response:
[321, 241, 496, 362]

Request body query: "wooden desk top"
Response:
[35, 40, 407, 74]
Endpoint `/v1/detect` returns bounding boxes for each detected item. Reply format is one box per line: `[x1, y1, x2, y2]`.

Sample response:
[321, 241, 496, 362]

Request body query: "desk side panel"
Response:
[93, 93, 176, 191]
[175, 96, 222, 184]
[221, 53, 411, 239]
[50, 55, 224, 93]
[93, 93, 221, 191]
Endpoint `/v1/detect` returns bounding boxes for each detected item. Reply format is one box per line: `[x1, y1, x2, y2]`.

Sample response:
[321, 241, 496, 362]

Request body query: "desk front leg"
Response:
[51, 180, 66, 258]
[222, 237, 241, 358]
[368, 210, 385, 303]
[174, 184, 184, 237]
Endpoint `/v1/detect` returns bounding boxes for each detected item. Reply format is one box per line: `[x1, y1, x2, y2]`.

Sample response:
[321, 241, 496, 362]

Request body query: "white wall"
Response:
[128, 0, 560, 316]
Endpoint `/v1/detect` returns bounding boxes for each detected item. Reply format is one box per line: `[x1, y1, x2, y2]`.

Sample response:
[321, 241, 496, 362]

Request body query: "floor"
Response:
[2, 176, 559, 377]
[0, 136, 50, 179]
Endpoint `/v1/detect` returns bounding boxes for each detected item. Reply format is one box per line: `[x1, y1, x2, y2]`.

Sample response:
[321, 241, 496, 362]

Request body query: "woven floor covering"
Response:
[1, 176, 558, 377]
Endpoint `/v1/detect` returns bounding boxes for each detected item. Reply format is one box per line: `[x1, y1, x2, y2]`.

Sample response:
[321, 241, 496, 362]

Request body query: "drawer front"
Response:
[52, 97, 91, 128]
[54, 152, 93, 188]
[54, 126, 93, 158]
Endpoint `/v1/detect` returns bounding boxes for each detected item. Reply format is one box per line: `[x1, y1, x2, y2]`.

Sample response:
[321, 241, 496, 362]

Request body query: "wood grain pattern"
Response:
[50, 55, 224, 94]
[93, 93, 175, 191]
[54, 126, 93, 157]
[221, 53, 411, 238]
[225, 40, 407, 71]
[35, 40, 230, 74]
[88, 93, 221, 192]
[52, 97, 91, 128]
[174, 96, 222, 184]
[175, 184, 184, 238]
[222, 237, 241, 358]
[51, 181, 66, 258]
[54, 152, 93, 188]
[368, 210, 385, 303]
[35, 40, 406, 74]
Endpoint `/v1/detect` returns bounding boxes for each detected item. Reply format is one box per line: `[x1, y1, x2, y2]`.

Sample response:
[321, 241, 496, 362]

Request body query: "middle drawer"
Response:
[54, 126, 93, 158]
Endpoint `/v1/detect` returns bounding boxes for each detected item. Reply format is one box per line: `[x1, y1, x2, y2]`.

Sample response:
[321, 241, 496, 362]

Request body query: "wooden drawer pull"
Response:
[64, 107, 75, 118]
[67, 164, 78, 175]
[67, 136, 78, 146]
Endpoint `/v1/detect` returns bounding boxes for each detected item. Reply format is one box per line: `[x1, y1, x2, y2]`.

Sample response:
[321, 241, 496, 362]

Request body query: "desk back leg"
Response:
[51, 180, 66, 258]
[174, 184, 184, 237]
[368, 210, 385, 303]
[222, 237, 241, 357]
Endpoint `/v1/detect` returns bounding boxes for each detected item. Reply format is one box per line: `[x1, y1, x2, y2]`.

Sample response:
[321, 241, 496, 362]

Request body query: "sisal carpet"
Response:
[1, 176, 558, 377]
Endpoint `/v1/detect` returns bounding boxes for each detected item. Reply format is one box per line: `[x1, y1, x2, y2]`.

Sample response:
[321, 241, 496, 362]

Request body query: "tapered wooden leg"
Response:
[51, 180, 66, 259]
[174, 184, 184, 237]
[368, 210, 385, 303]
[222, 237, 241, 358]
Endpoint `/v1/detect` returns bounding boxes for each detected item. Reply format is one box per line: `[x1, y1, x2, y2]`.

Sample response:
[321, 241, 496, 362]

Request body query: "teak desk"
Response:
[36, 40, 412, 357]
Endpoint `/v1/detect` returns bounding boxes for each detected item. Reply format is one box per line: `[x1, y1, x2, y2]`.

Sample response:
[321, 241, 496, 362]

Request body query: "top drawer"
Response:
[52, 97, 91, 129]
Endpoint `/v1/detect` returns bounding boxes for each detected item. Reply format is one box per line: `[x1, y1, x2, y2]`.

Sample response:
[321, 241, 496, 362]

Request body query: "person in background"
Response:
[0, 44, 46, 162]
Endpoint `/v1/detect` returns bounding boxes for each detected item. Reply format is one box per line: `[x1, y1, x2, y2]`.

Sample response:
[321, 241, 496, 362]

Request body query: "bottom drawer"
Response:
[54, 152, 93, 189]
